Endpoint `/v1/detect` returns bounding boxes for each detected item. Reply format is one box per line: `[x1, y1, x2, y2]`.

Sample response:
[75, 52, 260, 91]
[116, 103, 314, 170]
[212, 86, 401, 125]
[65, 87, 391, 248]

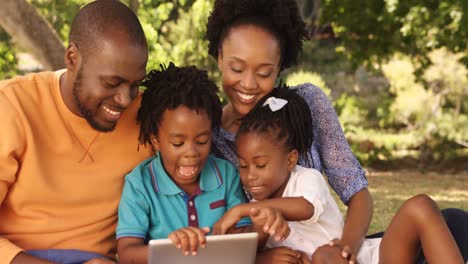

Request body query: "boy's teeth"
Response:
[180, 166, 196, 176]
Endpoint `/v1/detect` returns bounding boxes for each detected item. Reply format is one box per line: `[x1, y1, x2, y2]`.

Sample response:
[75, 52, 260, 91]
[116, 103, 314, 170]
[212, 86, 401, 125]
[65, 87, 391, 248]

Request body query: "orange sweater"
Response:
[0, 71, 152, 263]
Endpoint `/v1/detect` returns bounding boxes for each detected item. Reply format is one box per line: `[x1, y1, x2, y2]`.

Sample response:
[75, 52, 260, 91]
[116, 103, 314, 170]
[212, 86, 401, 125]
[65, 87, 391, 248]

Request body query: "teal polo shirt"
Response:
[116, 153, 251, 240]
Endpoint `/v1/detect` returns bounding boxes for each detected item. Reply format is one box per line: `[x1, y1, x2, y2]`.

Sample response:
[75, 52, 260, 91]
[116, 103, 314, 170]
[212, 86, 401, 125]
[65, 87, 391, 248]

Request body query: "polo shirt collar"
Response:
[148, 153, 223, 195]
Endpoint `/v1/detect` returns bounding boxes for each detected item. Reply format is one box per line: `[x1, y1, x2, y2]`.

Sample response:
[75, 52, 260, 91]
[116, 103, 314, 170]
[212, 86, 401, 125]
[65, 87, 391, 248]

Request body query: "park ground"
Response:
[333, 165, 468, 234]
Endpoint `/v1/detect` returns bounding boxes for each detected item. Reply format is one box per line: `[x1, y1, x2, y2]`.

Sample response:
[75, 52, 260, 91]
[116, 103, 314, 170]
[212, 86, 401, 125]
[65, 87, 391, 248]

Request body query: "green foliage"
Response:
[285, 70, 331, 97]
[0, 31, 17, 80]
[321, 0, 468, 71]
[138, 0, 215, 73]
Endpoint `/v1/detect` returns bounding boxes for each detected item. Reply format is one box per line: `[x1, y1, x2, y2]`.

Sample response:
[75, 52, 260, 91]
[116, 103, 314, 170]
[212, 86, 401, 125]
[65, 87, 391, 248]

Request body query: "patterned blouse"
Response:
[212, 83, 368, 204]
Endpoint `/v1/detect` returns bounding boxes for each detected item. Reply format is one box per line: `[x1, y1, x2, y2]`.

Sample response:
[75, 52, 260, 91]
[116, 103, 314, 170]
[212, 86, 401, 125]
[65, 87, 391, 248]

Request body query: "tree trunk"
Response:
[0, 0, 65, 70]
[297, 0, 321, 37]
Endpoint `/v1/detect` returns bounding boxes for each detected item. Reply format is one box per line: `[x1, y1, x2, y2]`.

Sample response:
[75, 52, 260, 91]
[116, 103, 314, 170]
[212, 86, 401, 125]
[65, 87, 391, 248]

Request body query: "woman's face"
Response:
[218, 25, 281, 118]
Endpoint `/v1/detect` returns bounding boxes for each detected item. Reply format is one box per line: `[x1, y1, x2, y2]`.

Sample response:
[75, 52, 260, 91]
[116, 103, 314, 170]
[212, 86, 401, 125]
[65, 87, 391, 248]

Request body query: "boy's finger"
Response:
[175, 230, 191, 255]
[190, 227, 208, 249]
[168, 232, 181, 248]
[185, 227, 201, 255]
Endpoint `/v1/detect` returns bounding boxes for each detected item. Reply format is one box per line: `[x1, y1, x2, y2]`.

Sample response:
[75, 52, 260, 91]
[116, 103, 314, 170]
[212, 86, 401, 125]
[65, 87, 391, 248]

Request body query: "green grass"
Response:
[331, 170, 468, 235]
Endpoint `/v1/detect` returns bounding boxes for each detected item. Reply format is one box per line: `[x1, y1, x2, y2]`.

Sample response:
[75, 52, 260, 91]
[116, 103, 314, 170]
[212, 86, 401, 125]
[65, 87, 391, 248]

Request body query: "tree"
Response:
[320, 0, 468, 71]
[0, 0, 65, 70]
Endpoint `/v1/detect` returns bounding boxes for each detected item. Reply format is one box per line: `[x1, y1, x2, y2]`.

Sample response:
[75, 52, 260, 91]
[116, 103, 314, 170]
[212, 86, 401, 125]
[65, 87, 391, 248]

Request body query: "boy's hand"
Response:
[250, 207, 290, 241]
[212, 208, 240, 235]
[168, 226, 210, 256]
[256, 247, 302, 264]
[329, 238, 359, 264]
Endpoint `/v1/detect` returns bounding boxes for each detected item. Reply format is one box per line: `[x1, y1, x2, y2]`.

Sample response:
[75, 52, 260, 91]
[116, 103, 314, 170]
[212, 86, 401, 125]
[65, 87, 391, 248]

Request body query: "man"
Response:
[0, 1, 152, 263]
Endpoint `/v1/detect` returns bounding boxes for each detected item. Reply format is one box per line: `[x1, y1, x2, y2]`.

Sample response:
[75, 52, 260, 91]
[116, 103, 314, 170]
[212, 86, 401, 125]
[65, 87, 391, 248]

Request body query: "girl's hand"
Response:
[329, 238, 359, 264]
[256, 247, 302, 264]
[250, 207, 290, 241]
[298, 250, 311, 264]
[212, 209, 240, 235]
[168, 226, 210, 256]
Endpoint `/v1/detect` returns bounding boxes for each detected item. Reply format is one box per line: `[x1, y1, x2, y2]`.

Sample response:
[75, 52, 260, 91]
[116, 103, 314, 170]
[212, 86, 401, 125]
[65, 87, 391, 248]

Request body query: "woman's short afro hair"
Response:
[205, 0, 308, 71]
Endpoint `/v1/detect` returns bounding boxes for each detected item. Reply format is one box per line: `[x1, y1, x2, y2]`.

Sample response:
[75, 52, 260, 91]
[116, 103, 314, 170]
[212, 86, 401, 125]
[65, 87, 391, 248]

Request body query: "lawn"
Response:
[332, 169, 468, 235]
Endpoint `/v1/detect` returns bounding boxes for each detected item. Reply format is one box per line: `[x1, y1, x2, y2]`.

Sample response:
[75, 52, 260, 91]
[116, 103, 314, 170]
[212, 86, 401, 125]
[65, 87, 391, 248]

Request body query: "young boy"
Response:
[115, 63, 288, 264]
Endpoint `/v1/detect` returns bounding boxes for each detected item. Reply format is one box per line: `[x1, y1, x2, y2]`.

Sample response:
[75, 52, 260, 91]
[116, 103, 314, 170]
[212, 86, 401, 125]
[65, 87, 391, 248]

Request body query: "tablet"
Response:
[148, 232, 258, 264]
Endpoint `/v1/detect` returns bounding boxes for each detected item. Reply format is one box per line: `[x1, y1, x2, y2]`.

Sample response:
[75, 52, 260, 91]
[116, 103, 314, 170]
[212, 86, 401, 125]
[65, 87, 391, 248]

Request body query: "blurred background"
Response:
[0, 0, 466, 231]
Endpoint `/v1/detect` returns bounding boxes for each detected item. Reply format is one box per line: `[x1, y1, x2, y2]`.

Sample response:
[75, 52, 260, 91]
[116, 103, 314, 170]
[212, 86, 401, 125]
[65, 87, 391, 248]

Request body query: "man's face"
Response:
[72, 38, 148, 132]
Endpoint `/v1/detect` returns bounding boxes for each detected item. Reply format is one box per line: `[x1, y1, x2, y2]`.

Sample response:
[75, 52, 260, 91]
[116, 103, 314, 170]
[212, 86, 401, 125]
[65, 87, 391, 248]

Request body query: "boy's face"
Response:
[152, 106, 212, 194]
[236, 131, 297, 201]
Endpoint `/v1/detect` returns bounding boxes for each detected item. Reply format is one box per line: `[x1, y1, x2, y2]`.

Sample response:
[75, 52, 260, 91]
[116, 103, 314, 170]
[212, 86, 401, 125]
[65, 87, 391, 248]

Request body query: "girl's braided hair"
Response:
[237, 85, 313, 156]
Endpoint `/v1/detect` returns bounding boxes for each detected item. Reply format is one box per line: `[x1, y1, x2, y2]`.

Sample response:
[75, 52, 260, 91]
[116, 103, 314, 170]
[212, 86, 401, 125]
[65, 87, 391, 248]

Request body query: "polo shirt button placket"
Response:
[187, 197, 199, 227]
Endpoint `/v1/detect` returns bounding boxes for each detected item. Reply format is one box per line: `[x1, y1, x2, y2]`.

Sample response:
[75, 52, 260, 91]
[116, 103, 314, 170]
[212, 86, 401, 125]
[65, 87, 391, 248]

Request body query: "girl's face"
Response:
[218, 25, 281, 118]
[236, 131, 298, 201]
[152, 106, 212, 194]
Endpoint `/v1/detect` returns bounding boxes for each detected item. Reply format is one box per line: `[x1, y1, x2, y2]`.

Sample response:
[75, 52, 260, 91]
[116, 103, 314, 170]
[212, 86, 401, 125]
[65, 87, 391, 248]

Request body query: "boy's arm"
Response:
[117, 237, 147, 264]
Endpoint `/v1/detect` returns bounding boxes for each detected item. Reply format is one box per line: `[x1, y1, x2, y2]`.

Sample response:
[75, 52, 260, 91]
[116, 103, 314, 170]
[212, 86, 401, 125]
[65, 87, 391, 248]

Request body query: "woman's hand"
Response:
[310, 242, 359, 264]
[168, 226, 210, 256]
[329, 238, 358, 264]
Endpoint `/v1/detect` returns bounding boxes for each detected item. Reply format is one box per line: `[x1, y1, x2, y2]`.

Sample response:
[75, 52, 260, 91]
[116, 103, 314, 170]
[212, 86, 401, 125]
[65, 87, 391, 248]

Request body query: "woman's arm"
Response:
[335, 188, 373, 262]
[296, 84, 373, 263]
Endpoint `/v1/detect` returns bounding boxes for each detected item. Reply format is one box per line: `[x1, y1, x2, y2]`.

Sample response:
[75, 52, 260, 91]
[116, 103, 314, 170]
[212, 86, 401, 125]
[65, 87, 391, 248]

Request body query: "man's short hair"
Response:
[69, 0, 147, 57]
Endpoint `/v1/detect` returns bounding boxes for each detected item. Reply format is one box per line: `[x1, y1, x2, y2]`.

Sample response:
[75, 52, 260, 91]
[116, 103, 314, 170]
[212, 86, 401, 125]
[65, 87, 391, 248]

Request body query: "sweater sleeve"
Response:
[295, 83, 368, 204]
[0, 90, 26, 263]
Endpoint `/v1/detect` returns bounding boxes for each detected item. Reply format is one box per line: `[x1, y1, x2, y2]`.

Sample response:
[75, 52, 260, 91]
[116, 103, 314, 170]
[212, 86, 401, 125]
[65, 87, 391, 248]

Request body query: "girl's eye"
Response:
[239, 164, 247, 169]
[196, 141, 209, 145]
[256, 164, 266, 168]
[172, 142, 183, 147]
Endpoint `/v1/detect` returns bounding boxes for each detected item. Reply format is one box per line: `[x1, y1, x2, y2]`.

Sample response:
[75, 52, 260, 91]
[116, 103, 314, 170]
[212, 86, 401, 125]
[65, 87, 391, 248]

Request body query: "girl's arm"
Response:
[213, 196, 314, 235]
[117, 237, 147, 264]
[231, 197, 314, 222]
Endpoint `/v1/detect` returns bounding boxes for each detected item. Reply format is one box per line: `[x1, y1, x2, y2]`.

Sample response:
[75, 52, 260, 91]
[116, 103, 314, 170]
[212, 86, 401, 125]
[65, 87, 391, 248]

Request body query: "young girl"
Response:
[214, 86, 463, 264]
[115, 63, 289, 264]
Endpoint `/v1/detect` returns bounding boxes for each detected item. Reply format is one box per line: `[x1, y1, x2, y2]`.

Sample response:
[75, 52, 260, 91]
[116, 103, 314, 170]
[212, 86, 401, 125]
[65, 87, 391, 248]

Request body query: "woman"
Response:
[204, 0, 467, 263]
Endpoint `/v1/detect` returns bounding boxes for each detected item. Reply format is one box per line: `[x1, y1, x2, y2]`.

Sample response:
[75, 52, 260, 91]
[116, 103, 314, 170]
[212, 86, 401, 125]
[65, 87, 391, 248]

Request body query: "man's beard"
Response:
[72, 69, 117, 132]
